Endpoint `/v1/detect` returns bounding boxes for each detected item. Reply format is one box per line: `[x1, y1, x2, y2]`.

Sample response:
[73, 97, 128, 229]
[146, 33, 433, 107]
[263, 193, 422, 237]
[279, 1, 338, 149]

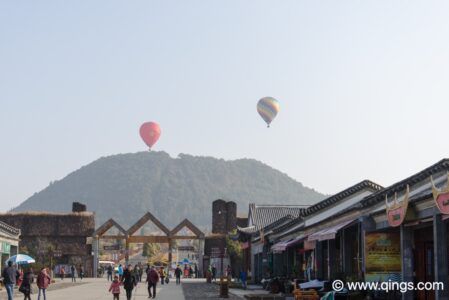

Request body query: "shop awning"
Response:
[307, 219, 356, 242]
[271, 239, 293, 252]
[271, 236, 306, 252]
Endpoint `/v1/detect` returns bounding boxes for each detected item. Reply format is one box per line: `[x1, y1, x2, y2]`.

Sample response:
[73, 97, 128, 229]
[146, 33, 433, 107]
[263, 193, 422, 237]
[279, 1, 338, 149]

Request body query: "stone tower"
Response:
[226, 201, 237, 232]
[212, 199, 237, 234]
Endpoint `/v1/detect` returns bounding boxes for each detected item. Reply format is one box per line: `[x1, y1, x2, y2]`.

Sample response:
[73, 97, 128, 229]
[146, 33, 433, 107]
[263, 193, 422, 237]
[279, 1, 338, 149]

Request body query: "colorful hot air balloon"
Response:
[139, 122, 161, 150]
[257, 97, 280, 127]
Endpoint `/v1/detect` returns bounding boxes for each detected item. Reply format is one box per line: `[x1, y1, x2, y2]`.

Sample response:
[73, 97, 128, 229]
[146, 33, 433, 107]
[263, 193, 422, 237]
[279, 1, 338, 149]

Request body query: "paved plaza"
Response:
[0, 278, 245, 300]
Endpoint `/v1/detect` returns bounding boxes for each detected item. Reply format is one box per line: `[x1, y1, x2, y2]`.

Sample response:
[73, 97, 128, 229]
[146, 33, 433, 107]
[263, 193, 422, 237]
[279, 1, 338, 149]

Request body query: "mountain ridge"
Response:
[12, 151, 325, 228]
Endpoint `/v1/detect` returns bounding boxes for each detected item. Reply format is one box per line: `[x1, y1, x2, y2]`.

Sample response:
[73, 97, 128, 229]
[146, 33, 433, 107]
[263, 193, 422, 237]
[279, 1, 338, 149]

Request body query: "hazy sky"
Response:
[2, 1, 449, 211]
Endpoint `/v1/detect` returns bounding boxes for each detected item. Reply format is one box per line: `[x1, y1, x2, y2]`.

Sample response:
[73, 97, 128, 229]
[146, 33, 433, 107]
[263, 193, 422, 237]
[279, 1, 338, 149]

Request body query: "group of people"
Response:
[181, 264, 199, 278]
[105, 263, 144, 282]
[1, 261, 52, 300]
[58, 264, 84, 282]
[108, 264, 183, 300]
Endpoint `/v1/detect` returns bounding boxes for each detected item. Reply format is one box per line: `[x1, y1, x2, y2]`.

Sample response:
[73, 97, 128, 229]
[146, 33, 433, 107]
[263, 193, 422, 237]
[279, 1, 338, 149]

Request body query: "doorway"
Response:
[414, 226, 435, 300]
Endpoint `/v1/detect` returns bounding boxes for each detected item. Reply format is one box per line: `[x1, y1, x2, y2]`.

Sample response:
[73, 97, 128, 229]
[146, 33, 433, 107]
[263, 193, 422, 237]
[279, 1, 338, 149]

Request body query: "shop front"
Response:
[0, 221, 20, 266]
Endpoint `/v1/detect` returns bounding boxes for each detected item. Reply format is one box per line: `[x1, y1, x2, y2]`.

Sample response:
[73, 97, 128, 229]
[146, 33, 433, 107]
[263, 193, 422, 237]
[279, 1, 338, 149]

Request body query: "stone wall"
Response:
[0, 212, 95, 276]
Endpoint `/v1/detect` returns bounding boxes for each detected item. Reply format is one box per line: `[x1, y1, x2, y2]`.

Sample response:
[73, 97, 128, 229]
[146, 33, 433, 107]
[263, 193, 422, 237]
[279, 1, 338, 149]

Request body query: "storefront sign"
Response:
[385, 185, 409, 227]
[431, 174, 449, 214]
[365, 232, 401, 282]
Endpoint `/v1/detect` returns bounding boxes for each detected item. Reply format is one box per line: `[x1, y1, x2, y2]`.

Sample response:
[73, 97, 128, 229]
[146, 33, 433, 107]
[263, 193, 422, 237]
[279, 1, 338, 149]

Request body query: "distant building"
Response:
[0, 203, 95, 276]
[0, 221, 21, 266]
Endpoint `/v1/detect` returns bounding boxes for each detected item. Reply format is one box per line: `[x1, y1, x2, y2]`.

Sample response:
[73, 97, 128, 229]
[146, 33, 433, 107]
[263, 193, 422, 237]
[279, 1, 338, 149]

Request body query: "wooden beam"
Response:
[99, 235, 127, 240]
[170, 219, 205, 238]
[171, 236, 200, 240]
[127, 212, 170, 236]
[94, 219, 127, 237]
[127, 236, 170, 244]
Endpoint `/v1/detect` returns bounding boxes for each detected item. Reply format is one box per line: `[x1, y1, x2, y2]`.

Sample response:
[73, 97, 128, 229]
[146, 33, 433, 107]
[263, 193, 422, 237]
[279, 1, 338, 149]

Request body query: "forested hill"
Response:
[12, 152, 325, 228]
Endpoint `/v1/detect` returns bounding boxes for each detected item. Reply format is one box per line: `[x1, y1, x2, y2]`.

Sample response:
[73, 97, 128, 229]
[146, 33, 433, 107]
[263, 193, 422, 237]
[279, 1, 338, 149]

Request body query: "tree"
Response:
[142, 243, 161, 258]
[142, 243, 150, 257]
[226, 230, 243, 274]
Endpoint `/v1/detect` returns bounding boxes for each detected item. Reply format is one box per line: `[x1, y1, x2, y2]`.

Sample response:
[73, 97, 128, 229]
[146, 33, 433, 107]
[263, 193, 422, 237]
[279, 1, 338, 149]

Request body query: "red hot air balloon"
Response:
[139, 122, 161, 150]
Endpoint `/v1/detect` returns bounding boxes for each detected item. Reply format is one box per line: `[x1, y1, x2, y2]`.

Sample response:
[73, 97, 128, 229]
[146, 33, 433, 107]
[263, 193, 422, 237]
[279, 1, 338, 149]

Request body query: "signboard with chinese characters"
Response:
[104, 245, 120, 251]
[365, 232, 401, 282]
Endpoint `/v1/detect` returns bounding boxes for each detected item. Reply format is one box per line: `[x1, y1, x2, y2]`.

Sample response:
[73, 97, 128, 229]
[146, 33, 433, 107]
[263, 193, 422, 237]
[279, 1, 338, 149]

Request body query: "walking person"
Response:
[138, 263, 143, 283]
[79, 265, 84, 281]
[147, 266, 159, 299]
[134, 264, 140, 282]
[37, 267, 51, 300]
[193, 264, 198, 278]
[19, 268, 34, 300]
[239, 269, 247, 290]
[211, 265, 217, 282]
[107, 264, 113, 281]
[17, 267, 24, 287]
[121, 265, 137, 300]
[71, 265, 77, 282]
[60, 266, 65, 280]
[2, 260, 20, 300]
[174, 265, 182, 285]
[226, 265, 232, 280]
[109, 275, 121, 300]
[118, 264, 124, 281]
[159, 267, 166, 285]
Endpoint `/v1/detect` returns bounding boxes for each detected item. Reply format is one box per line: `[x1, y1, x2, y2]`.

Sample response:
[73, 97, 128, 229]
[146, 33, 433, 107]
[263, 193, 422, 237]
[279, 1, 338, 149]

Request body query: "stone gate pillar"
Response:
[93, 236, 99, 278]
[168, 238, 173, 265]
[400, 225, 414, 300]
[198, 238, 204, 277]
[433, 212, 449, 300]
[125, 236, 130, 266]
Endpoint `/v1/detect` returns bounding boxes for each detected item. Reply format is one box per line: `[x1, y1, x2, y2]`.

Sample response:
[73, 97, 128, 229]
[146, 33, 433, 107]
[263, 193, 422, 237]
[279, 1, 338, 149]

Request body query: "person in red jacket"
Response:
[37, 268, 51, 300]
[146, 266, 159, 299]
[109, 275, 121, 300]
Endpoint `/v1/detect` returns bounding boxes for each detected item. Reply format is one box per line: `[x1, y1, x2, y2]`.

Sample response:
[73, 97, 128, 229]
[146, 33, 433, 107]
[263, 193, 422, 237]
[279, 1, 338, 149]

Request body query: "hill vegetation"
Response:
[13, 152, 325, 228]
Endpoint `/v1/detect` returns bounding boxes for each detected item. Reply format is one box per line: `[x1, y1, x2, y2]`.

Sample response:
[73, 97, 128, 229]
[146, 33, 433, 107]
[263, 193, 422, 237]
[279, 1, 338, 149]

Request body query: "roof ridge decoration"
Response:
[361, 158, 449, 208]
[386, 185, 410, 227]
[304, 180, 383, 216]
[431, 172, 449, 214]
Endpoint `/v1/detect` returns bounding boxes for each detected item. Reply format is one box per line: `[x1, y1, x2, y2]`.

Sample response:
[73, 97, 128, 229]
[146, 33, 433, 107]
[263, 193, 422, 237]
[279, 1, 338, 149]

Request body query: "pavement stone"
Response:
[0, 278, 249, 300]
[182, 281, 243, 300]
